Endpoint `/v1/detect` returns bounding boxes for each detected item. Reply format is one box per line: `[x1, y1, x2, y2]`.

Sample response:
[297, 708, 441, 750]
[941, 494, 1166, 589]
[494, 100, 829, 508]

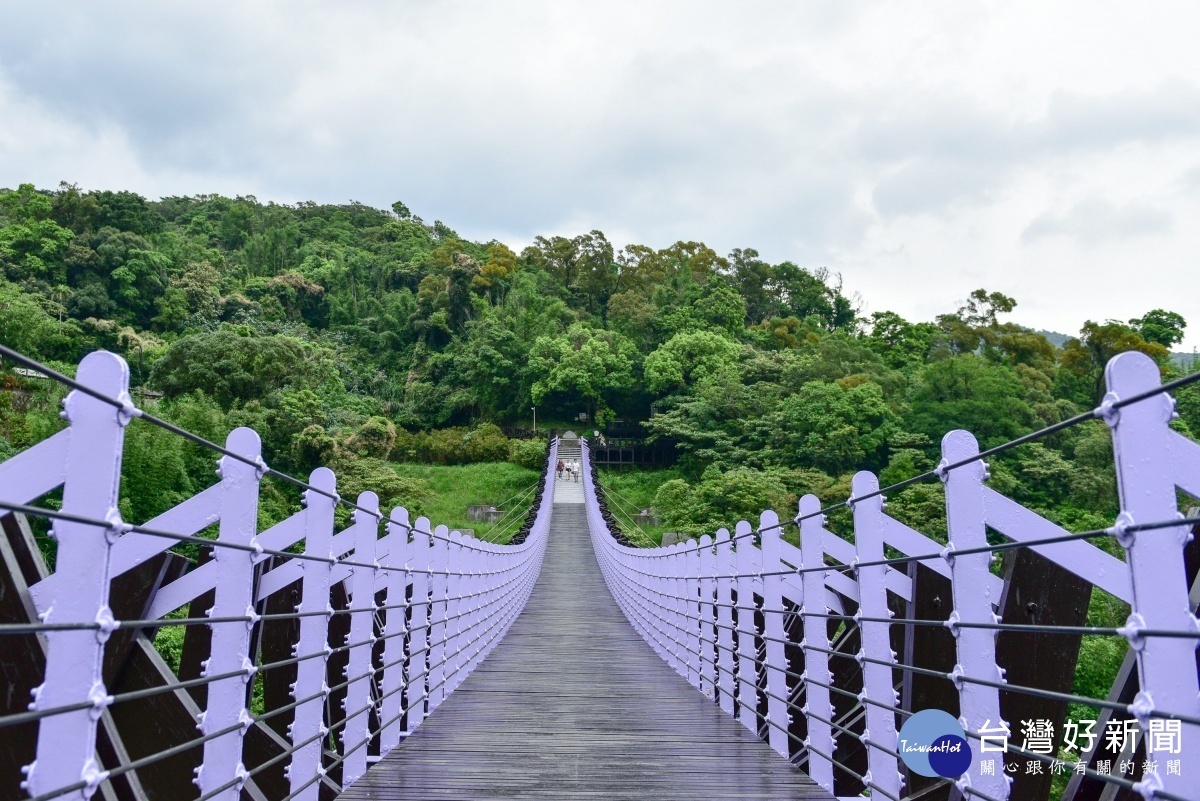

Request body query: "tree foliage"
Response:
[0, 182, 1191, 556]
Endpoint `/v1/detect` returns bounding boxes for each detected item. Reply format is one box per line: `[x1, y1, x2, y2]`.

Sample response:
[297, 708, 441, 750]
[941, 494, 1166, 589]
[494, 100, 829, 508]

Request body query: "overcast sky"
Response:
[2, 1, 1198, 348]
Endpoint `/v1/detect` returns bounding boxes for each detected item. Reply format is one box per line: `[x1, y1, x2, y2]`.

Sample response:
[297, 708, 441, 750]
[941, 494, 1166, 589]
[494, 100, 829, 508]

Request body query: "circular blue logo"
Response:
[929, 734, 972, 778]
[897, 709, 973, 778]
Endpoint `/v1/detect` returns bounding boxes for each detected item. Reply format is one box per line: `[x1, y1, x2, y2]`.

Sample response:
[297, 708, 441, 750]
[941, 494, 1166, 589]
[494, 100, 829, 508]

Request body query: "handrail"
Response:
[0, 344, 559, 801]
[581, 351, 1200, 801]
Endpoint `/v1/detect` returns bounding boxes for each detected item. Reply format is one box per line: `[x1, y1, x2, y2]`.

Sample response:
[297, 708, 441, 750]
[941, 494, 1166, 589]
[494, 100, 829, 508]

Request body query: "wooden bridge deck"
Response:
[338, 495, 832, 800]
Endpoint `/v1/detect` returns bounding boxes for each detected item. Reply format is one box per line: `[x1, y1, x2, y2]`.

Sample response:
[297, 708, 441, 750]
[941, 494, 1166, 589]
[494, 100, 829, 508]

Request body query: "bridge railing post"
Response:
[406, 517, 431, 730]
[941, 431, 1010, 801]
[670, 545, 686, 677]
[668, 545, 683, 675]
[714, 528, 736, 715]
[760, 510, 791, 759]
[444, 530, 463, 694]
[698, 533, 716, 700]
[25, 353, 131, 801]
[427, 524, 450, 712]
[379, 507, 410, 753]
[1104, 352, 1200, 797]
[798, 495, 836, 792]
[196, 428, 263, 801]
[286, 467, 337, 801]
[341, 491, 380, 786]
[685, 539, 702, 689]
[734, 520, 759, 735]
[850, 472, 905, 801]
[460, 534, 482, 676]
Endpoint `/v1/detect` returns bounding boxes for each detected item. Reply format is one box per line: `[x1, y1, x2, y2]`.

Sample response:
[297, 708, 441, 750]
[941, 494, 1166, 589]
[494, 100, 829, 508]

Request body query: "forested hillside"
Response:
[1, 181, 1197, 541]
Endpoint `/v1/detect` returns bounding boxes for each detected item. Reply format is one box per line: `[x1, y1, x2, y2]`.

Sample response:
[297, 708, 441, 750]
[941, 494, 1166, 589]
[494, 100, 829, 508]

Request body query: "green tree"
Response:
[0, 279, 81, 360]
[91, 190, 166, 236]
[1129, 309, 1186, 348]
[1061, 320, 1168, 401]
[766, 379, 896, 473]
[455, 312, 525, 418]
[657, 277, 746, 338]
[907, 356, 1037, 448]
[644, 330, 741, 394]
[864, 311, 938, 368]
[528, 324, 637, 424]
[150, 329, 311, 405]
[0, 183, 75, 283]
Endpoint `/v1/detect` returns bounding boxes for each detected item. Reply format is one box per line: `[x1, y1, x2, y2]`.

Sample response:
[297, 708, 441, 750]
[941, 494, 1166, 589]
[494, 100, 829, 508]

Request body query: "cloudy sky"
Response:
[2, 1, 1198, 348]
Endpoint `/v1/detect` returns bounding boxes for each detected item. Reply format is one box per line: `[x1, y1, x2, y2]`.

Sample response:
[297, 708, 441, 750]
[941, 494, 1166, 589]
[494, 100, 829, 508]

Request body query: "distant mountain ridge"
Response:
[1032, 329, 1071, 348]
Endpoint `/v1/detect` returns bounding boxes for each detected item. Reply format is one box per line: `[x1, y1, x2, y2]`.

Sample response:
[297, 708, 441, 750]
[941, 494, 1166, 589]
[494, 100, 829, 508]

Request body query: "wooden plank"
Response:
[0, 513, 49, 801]
[1, 514, 133, 801]
[259, 561, 303, 740]
[338, 503, 833, 800]
[783, 602, 809, 758]
[901, 561, 957, 801]
[993, 548, 1092, 801]
[178, 544, 215, 707]
[826, 615, 868, 796]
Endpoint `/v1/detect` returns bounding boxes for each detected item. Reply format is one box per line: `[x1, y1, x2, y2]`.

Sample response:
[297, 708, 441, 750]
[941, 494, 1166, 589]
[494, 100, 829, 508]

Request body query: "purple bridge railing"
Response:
[0, 348, 557, 801]
[584, 351, 1200, 801]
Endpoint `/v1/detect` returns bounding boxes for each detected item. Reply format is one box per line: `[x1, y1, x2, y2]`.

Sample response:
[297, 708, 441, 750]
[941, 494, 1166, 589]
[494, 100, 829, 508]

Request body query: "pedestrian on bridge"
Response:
[556, 458, 564, 479]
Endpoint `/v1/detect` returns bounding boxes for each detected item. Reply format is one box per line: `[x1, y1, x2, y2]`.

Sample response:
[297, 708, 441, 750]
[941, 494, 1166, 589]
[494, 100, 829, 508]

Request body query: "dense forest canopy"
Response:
[1, 181, 1197, 540]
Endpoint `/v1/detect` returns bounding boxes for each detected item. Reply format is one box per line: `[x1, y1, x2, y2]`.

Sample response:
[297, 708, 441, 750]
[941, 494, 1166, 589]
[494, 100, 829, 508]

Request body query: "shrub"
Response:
[392, 424, 513, 465]
[653, 468, 789, 536]
[508, 438, 548, 470]
[293, 424, 337, 471]
[463, 423, 510, 463]
[345, 416, 396, 459]
[654, 479, 695, 529]
[328, 454, 429, 523]
[693, 467, 787, 529]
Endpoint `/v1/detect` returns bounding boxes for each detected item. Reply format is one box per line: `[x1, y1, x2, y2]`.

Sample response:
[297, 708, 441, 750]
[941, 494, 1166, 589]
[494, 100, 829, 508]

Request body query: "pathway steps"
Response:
[553, 440, 584, 504]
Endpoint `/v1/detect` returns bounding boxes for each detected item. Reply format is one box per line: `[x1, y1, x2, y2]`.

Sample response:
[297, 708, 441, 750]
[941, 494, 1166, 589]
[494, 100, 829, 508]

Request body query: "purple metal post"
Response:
[24, 352, 131, 801]
[685, 540, 702, 689]
[760, 510, 791, 759]
[427, 524, 450, 712]
[714, 528, 736, 716]
[286, 467, 337, 801]
[445, 530, 464, 693]
[379, 507, 411, 753]
[341, 491, 380, 786]
[850, 472, 905, 801]
[698, 533, 717, 699]
[662, 550, 681, 675]
[672, 545, 687, 678]
[1105, 352, 1200, 798]
[406, 517, 431, 731]
[798, 495, 836, 792]
[941, 431, 1010, 801]
[196, 428, 263, 800]
[734, 520, 759, 735]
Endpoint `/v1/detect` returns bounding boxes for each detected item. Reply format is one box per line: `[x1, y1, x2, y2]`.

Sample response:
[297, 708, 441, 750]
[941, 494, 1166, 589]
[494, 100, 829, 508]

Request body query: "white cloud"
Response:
[1022, 198, 1173, 244]
[1, 0, 1198, 346]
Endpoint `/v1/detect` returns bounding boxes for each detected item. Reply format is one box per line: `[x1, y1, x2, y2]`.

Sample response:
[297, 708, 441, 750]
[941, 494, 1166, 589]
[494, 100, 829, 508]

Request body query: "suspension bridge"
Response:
[1, 343, 1198, 801]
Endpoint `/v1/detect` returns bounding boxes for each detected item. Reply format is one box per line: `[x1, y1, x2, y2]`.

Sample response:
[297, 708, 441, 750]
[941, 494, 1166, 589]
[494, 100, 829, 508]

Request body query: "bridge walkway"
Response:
[338, 451, 830, 800]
